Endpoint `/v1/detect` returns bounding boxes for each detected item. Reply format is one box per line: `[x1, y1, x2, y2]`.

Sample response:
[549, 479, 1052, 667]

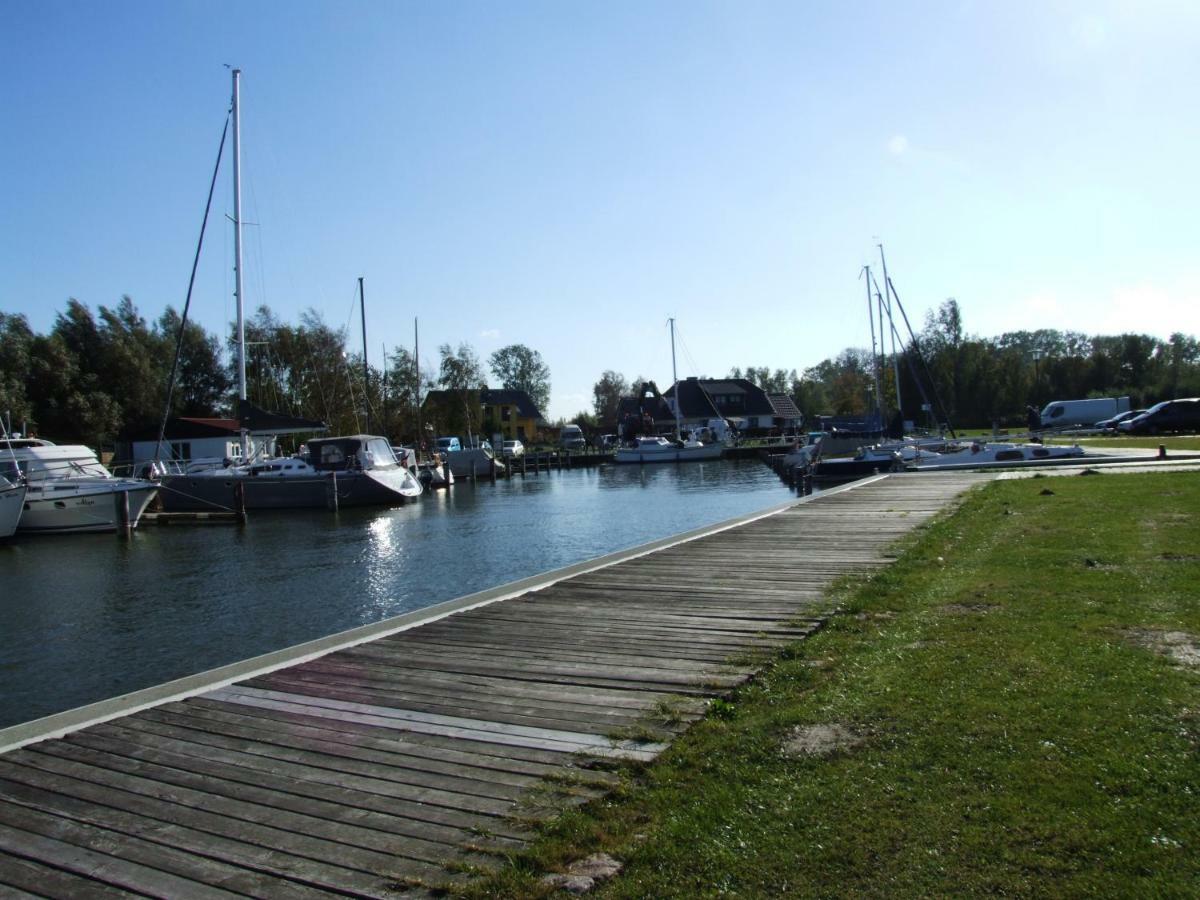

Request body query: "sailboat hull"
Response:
[158, 471, 418, 512]
[613, 443, 724, 464]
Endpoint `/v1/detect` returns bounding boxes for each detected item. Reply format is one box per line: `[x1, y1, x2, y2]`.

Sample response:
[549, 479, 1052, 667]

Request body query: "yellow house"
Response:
[481, 389, 544, 442]
[421, 388, 544, 443]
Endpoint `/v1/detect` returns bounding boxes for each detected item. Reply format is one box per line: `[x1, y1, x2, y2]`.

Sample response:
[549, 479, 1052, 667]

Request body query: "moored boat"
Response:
[908, 440, 1086, 470]
[614, 436, 724, 464]
[2, 438, 158, 534]
[158, 435, 422, 511]
[614, 318, 725, 465]
[0, 475, 25, 539]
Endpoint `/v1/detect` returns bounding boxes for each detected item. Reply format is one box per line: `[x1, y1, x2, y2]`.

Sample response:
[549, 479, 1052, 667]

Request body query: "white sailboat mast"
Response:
[669, 317, 681, 439]
[232, 69, 246, 403]
[878, 243, 903, 422]
[231, 68, 249, 458]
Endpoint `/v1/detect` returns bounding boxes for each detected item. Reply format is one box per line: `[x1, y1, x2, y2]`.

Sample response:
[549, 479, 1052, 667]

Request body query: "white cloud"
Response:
[479, 328, 501, 340]
[887, 134, 909, 155]
[1000, 280, 1199, 339]
[1071, 15, 1108, 51]
[1100, 282, 1200, 337]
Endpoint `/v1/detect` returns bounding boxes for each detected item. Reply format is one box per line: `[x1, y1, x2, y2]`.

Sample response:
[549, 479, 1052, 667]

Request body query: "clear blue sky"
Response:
[3, 1, 1198, 420]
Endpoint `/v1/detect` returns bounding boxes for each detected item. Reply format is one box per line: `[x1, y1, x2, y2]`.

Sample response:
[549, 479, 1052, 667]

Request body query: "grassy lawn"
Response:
[455, 471, 1200, 898]
[1064, 435, 1200, 452]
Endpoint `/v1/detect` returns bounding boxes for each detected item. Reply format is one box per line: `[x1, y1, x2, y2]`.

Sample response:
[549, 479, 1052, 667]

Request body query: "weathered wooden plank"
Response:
[2, 753, 462, 893]
[0, 805, 250, 899]
[0, 775, 341, 899]
[66, 725, 530, 854]
[208, 687, 667, 760]
[0, 850, 136, 900]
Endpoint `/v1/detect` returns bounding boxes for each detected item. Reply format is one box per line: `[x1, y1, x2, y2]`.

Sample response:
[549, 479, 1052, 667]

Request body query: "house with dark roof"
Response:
[421, 388, 545, 443]
[615, 382, 675, 439]
[662, 377, 803, 434]
[124, 400, 327, 467]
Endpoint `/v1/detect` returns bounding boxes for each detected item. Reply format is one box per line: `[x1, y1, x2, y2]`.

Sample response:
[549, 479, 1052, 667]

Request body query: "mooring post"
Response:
[116, 490, 132, 538]
[235, 480, 249, 523]
[471, 460, 477, 484]
[489, 456, 496, 482]
[1159, 444, 1167, 459]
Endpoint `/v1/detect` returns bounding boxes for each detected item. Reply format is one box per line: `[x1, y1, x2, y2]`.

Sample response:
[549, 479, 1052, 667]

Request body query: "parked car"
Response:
[435, 436, 462, 452]
[501, 439, 525, 457]
[560, 424, 586, 450]
[598, 434, 619, 450]
[1118, 399, 1200, 435]
[1095, 409, 1145, 431]
[464, 436, 492, 451]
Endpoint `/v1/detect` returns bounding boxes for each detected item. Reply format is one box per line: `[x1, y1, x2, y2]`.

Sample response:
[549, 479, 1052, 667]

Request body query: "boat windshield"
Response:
[309, 439, 361, 472]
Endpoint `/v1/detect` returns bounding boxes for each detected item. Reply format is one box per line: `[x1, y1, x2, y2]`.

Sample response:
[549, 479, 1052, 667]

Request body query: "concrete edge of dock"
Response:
[0, 474, 888, 754]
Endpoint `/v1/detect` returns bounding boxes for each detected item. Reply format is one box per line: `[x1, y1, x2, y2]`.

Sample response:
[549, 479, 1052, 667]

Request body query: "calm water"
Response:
[1, 459, 796, 729]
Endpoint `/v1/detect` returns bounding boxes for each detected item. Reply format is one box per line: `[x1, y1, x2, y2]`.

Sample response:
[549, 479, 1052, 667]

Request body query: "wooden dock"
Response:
[0, 472, 984, 897]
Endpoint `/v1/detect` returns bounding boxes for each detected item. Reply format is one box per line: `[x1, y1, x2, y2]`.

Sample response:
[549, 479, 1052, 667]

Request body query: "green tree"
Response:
[438, 342, 486, 438]
[157, 307, 229, 417]
[0, 313, 36, 430]
[591, 370, 629, 425]
[488, 344, 550, 415]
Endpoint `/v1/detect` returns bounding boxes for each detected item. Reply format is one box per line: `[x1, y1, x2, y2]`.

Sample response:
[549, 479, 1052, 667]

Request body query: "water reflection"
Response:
[1, 459, 795, 728]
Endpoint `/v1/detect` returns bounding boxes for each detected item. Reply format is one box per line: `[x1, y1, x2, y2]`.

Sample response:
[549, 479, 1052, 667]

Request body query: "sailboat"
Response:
[614, 319, 724, 464]
[156, 71, 421, 512]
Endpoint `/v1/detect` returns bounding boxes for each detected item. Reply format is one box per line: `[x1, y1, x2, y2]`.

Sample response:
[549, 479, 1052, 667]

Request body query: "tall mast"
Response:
[232, 69, 246, 404]
[359, 277, 369, 433]
[669, 317, 681, 439]
[863, 265, 883, 427]
[414, 317, 421, 449]
[231, 68, 249, 459]
[878, 243, 903, 423]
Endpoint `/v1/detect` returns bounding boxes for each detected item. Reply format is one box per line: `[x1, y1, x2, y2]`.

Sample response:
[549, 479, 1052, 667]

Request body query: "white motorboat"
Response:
[0, 475, 25, 539]
[909, 440, 1085, 470]
[417, 456, 454, 489]
[615, 435, 724, 464]
[2, 438, 158, 534]
[159, 435, 422, 511]
[445, 448, 506, 478]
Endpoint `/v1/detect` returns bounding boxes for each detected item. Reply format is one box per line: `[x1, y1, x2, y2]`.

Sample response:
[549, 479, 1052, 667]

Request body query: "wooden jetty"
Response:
[0, 472, 985, 897]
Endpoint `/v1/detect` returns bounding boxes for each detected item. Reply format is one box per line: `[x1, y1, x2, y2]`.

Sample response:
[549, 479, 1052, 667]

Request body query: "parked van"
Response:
[560, 424, 586, 450]
[435, 436, 462, 452]
[1039, 397, 1130, 430]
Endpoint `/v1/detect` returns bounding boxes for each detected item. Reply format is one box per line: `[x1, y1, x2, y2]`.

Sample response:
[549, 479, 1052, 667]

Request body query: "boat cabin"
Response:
[307, 435, 396, 472]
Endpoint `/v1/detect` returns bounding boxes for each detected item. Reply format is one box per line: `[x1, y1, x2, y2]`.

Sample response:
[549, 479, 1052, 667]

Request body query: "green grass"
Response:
[452, 472, 1200, 898]
[1064, 434, 1200, 452]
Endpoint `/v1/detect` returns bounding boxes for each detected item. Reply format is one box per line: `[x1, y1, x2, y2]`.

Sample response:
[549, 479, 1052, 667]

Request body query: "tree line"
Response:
[4, 296, 1197, 449]
[0, 297, 553, 451]
[580, 300, 1200, 431]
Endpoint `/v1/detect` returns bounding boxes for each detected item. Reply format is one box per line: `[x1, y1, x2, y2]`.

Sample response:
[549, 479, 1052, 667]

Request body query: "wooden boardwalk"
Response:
[0, 472, 983, 898]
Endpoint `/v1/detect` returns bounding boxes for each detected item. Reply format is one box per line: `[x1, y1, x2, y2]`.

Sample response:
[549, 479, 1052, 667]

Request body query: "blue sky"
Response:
[3, 1, 1198, 420]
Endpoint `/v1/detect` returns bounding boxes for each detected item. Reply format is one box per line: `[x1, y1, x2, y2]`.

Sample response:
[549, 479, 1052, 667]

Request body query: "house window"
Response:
[501, 406, 512, 421]
[170, 441, 192, 461]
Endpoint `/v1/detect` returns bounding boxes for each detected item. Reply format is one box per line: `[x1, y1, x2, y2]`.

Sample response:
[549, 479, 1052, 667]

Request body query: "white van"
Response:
[560, 424, 586, 450]
[1039, 397, 1130, 430]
